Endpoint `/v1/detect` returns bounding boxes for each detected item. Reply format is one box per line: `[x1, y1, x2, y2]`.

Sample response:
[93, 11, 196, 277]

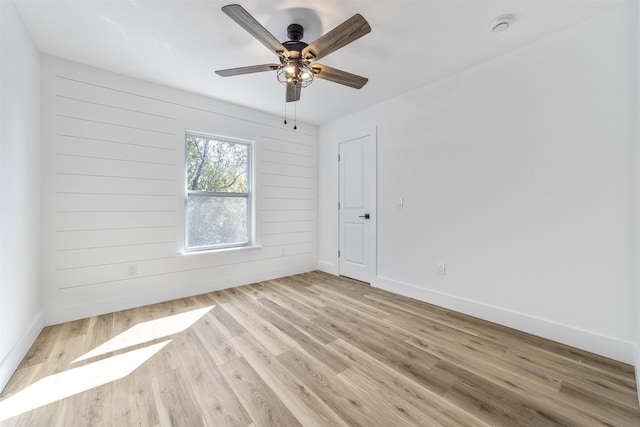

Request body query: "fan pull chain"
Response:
[283, 101, 287, 125]
[294, 102, 297, 130]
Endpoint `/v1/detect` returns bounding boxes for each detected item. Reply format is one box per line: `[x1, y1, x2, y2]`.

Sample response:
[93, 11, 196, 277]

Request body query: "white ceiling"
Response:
[15, 0, 626, 125]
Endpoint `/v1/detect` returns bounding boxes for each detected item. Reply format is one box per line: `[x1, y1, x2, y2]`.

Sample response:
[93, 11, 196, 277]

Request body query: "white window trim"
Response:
[184, 131, 253, 252]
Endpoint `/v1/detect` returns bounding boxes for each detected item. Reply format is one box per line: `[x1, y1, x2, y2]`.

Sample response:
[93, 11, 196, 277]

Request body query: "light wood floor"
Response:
[1, 271, 639, 426]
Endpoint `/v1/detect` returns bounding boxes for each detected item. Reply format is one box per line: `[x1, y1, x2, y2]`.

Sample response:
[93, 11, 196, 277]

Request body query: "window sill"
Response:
[179, 244, 262, 256]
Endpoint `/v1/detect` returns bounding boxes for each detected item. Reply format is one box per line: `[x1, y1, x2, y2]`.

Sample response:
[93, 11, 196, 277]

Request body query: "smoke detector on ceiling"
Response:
[491, 14, 514, 33]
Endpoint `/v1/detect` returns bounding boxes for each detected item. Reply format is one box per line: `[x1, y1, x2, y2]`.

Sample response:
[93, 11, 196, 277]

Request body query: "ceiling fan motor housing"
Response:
[287, 24, 304, 41]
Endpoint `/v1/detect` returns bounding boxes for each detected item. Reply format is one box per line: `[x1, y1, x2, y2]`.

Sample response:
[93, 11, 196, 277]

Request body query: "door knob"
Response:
[358, 214, 370, 219]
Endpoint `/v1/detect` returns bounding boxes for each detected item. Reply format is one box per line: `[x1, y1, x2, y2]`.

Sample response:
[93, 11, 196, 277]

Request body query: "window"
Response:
[185, 132, 251, 251]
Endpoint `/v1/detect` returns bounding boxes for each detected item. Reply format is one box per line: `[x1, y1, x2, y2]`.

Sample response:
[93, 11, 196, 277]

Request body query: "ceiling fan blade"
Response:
[302, 14, 371, 62]
[311, 64, 368, 89]
[222, 4, 290, 58]
[215, 64, 280, 77]
[286, 83, 301, 102]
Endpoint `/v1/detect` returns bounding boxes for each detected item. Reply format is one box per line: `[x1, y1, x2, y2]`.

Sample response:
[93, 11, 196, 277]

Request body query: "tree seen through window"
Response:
[185, 133, 250, 250]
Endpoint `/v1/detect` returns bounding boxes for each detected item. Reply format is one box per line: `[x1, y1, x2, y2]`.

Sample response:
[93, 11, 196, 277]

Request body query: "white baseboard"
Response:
[373, 275, 635, 365]
[317, 261, 338, 275]
[0, 310, 44, 392]
[635, 343, 640, 407]
[45, 263, 317, 326]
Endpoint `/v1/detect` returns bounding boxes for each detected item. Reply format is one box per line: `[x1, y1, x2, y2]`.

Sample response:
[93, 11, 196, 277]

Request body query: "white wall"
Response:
[40, 56, 318, 324]
[320, 4, 637, 363]
[635, 0, 640, 401]
[0, 0, 44, 390]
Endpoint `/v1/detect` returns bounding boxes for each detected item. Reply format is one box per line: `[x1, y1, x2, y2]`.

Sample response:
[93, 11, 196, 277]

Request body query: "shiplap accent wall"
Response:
[41, 56, 318, 324]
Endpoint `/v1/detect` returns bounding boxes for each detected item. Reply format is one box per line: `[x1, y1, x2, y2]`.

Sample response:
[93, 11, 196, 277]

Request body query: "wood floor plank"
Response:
[150, 368, 204, 427]
[220, 300, 296, 356]
[439, 359, 614, 427]
[336, 367, 433, 427]
[404, 335, 563, 396]
[383, 312, 509, 360]
[248, 283, 318, 322]
[363, 288, 450, 317]
[256, 297, 338, 345]
[191, 311, 242, 366]
[327, 338, 491, 426]
[211, 304, 248, 337]
[267, 279, 328, 312]
[276, 347, 389, 427]
[80, 313, 115, 359]
[246, 298, 330, 348]
[311, 307, 450, 394]
[306, 284, 392, 319]
[218, 357, 302, 427]
[145, 341, 205, 426]
[558, 381, 640, 426]
[111, 374, 158, 427]
[1, 271, 638, 426]
[172, 332, 251, 427]
[26, 384, 110, 427]
[505, 343, 639, 408]
[230, 333, 349, 427]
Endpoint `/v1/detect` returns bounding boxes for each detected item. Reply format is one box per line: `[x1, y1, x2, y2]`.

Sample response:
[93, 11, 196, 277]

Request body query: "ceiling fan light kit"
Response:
[215, 3, 371, 111]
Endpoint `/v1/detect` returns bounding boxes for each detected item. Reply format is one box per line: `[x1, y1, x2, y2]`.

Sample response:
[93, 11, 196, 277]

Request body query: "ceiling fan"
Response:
[215, 4, 371, 103]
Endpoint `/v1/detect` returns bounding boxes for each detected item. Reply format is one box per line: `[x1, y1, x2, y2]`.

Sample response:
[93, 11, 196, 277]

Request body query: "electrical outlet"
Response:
[437, 263, 446, 276]
[127, 264, 138, 278]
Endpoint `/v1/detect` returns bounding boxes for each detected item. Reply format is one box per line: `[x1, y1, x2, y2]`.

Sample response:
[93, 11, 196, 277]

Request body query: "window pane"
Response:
[186, 196, 248, 248]
[186, 136, 248, 193]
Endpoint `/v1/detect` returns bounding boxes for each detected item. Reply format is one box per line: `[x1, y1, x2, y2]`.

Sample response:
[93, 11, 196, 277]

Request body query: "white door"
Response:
[339, 127, 376, 283]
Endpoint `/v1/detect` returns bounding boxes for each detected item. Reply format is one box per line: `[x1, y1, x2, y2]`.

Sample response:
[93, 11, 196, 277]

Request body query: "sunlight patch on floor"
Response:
[73, 305, 214, 363]
[0, 340, 170, 422]
[0, 305, 215, 422]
